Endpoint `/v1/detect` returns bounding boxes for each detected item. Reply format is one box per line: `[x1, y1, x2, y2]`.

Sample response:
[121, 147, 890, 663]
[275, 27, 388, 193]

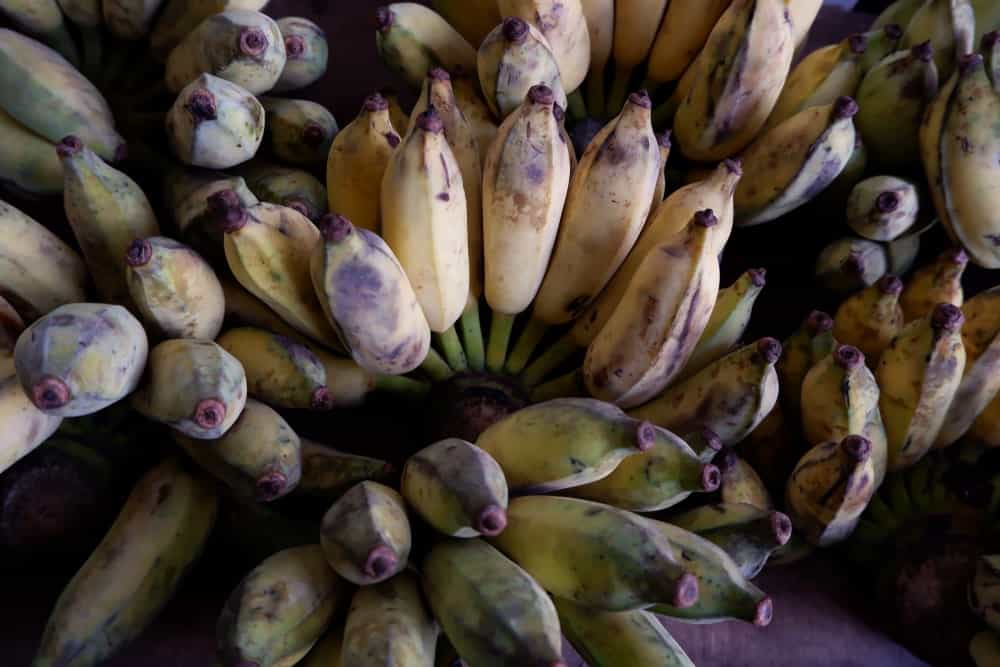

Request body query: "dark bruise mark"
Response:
[959, 136, 974, 153]
[986, 233, 1000, 246]
[525, 161, 545, 184]
[385, 132, 400, 148]
[48, 315, 75, 327]
[439, 153, 451, 190]
[437, 192, 450, 201]
[595, 132, 632, 166]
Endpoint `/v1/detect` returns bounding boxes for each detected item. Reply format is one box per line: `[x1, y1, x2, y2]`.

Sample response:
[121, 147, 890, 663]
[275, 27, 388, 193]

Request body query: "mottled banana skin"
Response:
[238, 161, 327, 221]
[846, 176, 920, 242]
[423, 539, 564, 667]
[452, 74, 498, 166]
[490, 495, 699, 611]
[497, 0, 590, 92]
[103, 0, 166, 40]
[559, 602, 694, 666]
[777, 310, 835, 415]
[0, 199, 87, 321]
[476, 397, 651, 494]
[0, 107, 62, 195]
[296, 438, 394, 500]
[833, 275, 905, 364]
[374, 2, 477, 89]
[477, 18, 568, 119]
[131, 338, 247, 439]
[32, 459, 217, 667]
[15, 303, 148, 418]
[166, 73, 265, 169]
[901, 0, 975, 80]
[717, 450, 774, 511]
[150, 0, 270, 61]
[0, 359, 62, 476]
[218, 545, 346, 667]
[273, 17, 328, 93]
[261, 97, 338, 166]
[900, 247, 967, 322]
[645, 0, 731, 88]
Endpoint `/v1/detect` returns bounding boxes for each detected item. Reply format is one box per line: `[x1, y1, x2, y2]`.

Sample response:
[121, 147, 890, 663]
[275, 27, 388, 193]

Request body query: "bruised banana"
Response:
[846, 176, 920, 242]
[497, 0, 590, 93]
[273, 16, 328, 93]
[32, 459, 217, 667]
[559, 603, 695, 666]
[375, 2, 476, 90]
[423, 539, 564, 667]
[296, 438, 394, 500]
[0, 108, 62, 196]
[900, 247, 967, 321]
[735, 97, 859, 226]
[715, 450, 774, 511]
[901, 0, 975, 80]
[778, 310, 835, 414]
[490, 495, 699, 611]
[239, 161, 328, 221]
[644, 0, 732, 89]
[833, 275, 905, 364]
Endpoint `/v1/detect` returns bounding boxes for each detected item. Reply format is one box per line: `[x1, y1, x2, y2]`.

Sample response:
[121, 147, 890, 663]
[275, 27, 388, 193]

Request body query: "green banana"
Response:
[900, 247, 967, 322]
[0, 107, 62, 195]
[716, 450, 774, 511]
[557, 602, 695, 666]
[970, 554, 1000, 632]
[103, 0, 167, 40]
[778, 310, 835, 415]
[342, 572, 438, 667]
[846, 176, 920, 241]
[497, 0, 590, 93]
[296, 438, 394, 500]
[261, 96, 338, 165]
[273, 16, 328, 93]
[375, 2, 477, 89]
[32, 459, 217, 667]
[873, 0, 923, 32]
[901, 0, 975, 80]
[0, 0, 80, 65]
[149, 0, 271, 62]
[814, 237, 890, 294]
[832, 274, 905, 364]
[238, 161, 327, 221]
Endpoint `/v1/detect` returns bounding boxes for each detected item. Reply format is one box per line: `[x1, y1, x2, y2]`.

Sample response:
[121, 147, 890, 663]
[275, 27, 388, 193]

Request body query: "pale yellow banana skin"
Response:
[777, 312, 836, 415]
[300, 625, 344, 667]
[103, 0, 166, 40]
[719, 453, 774, 510]
[272, 17, 328, 93]
[0, 199, 87, 321]
[583, 214, 720, 407]
[789, 0, 824, 51]
[0, 359, 61, 477]
[220, 276, 305, 344]
[645, 0, 732, 86]
[533, 94, 660, 326]
[375, 2, 477, 89]
[423, 539, 563, 667]
[342, 572, 438, 667]
[381, 113, 469, 333]
[558, 600, 696, 665]
[326, 95, 401, 234]
[581, 0, 614, 77]
[498, 0, 591, 92]
[901, 0, 975, 80]
[452, 75, 498, 166]
[218, 545, 346, 667]
[674, 0, 794, 161]
[900, 249, 966, 321]
[833, 280, 904, 365]
[477, 20, 568, 119]
[432, 0, 501, 46]
[611, 0, 669, 70]
[150, 0, 270, 61]
[0, 107, 62, 195]
[483, 89, 571, 316]
[846, 175, 920, 242]
[32, 459, 217, 667]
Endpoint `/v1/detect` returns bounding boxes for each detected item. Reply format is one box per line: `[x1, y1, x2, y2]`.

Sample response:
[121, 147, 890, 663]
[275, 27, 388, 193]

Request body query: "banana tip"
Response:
[702, 464, 721, 492]
[285, 198, 313, 220]
[931, 303, 964, 332]
[757, 338, 782, 365]
[875, 190, 901, 213]
[185, 89, 218, 122]
[841, 435, 872, 462]
[628, 90, 652, 109]
[848, 33, 867, 55]
[834, 344, 864, 370]
[806, 310, 834, 335]
[701, 428, 723, 454]
[239, 27, 268, 57]
[749, 268, 766, 288]
[56, 135, 84, 159]
[255, 471, 288, 502]
[636, 421, 657, 451]
[311, 387, 335, 411]
[658, 130, 672, 148]
[193, 398, 227, 429]
[208, 190, 248, 232]
[946, 247, 969, 266]
[912, 41, 934, 63]
[715, 448, 737, 471]
[673, 572, 700, 608]
[302, 121, 328, 147]
[832, 96, 858, 120]
[416, 107, 444, 133]
[429, 67, 450, 81]
[755, 597, 774, 627]
[125, 238, 153, 267]
[724, 158, 743, 176]
[476, 505, 507, 536]
[695, 209, 719, 228]
[883, 24, 903, 40]
[364, 92, 389, 112]
[285, 34, 306, 58]
[31, 376, 70, 411]
[375, 6, 392, 31]
[320, 214, 353, 242]
[502, 17, 529, 43]
[364, 544, 398, 579]
[771, 511, 793, 546]
[877, 274, 903, 296]
[528, 84, 555, 106]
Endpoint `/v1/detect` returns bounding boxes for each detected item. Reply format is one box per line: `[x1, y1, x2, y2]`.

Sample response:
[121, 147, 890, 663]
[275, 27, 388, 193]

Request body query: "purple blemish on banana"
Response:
[285, 34, 306, 58]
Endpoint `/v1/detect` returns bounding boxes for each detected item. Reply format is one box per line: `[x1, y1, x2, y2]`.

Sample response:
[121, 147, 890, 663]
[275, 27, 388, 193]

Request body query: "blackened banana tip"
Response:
[208, 190, 248, 232]
[946, 247, 969, 266]
[931, 303, 964, 332]
[125, 238, 153, 267]
[834, 344, 864, 370]
[636, 421, 657, 451]
[416, 107, 444, 133]
[502, 16, 529, 43]
[658, 130, 672, 148]
[239, 27, 268, 57]
[841, 434, 872, 462]
[285, 198, 312, 220]
[833, 96, 858, 120]
[255, 471, 288, 502]
[364, 544, 397, 578]
[724, 157, 743, 175]
[912, 40, 934, 63]
[185, 89, 218, 122]
[193, 398, 226, 429]
[364, 92, 388, 112]
[476, 505, 507, 536]
[32, 377, 70, 411]
[771, 511, 793, 546]
[848, 33, 868, 54]
[628, 90, 652, 109]
[374, 6, 392, 32]
[320, 214, 354, 242]
[875, 190, 901, 213]
[428, 66, 450, 81]
[749, 268, 766, 287]
[883, 24, 903, 41]
[695, 209, 718, 228]
[701, 428, 723, 454]
[311, 386, 334, 410]
[702, 464, 722, 492]
[757, 337, 782, 365]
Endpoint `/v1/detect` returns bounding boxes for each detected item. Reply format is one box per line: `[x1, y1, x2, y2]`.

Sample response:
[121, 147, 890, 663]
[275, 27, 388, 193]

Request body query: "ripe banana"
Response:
[273, 17, 328, 93]
[901, 0, 975, 80]
[0, 362, 62, 477]
[789, 0, 824, 52]
[735, 97, 859, 226]
[451, 73, 498, 165]
[497, 0, 590, 93]
[846, 175, 920, 241]
[0, 107, 62, 196]
[778, 310, 834, 414]
[261, 97, 337, 166]
[423, 538, 565, 667]
[833, 275, 905, 364]
[239, 161, 328, 221]
[296, 438, 394, 500]
[432, 0, 501, 46]
[605, 0, 669, 115]
[490, 495, 699, 611]
[0, 0, 80, 65]
[31, 459, 217, 667]
[401, 438, 508, 537]
[219, 275, 303, 343]
[650, 130, 672, 215]
[150, 0, 270, 61]
[644, 0, 732, 89]
[325, 92, 401, 233]
[561, 608, 696, 667]
[580, 0, 613, 110]
[342, 572, 438, 667]
[320, 481, 411, 585]
[628, 338, 782, 446]
[900, 247, 968, 321]
[381, 108, 469, 333]
[716, 450, 774, 511]
[103, 0, 166, 40]
[874, 0, 924, 31]
[815, 237, 890, 294]
[375, 2, 476, 89]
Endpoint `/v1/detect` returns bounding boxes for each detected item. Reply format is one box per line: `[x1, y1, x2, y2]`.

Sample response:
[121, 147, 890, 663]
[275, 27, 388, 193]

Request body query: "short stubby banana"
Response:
[150, 0, 271, 61]
[846, 175, 920, 241]
[497, 0, 590, 92]
[833, 274, 904, 364]
[239, 161, 328, 221]
[900, 247, 968, 322]
[260, 97, 338, 166]
[273, 16, 328, 93]
[341, 572, 438, 667]
[375, 3, 476, 89]
[901, 0, 975, 81]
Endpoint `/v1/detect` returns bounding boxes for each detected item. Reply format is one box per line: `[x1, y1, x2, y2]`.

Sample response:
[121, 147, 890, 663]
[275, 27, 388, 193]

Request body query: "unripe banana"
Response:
[0, 108, 62, 196]
[261, 96, 338, 166]
[381, 108, 469, 333]
[131, 338, 247, 439]
[31, 459, 217, 667]
[922, 50, 1000, 268]
[644, 0, 732, 88]
[401, 438, 508, 538]
[273, 17, 328, 93]
[566, 423, 721, 512]
[815, 237, 890, 294]
[451, 73, 498, 165]
[15, 303, 147, 418]
[858, 23, 907, 73]
[847, 176, 920, 241]
[874, 0, 924, 32]
[477, 17, 568, 119]
[491, 495, 699, 611]
[901, 0, 975, 80]
[103, 0, 166, 40]
[558, 601, 696, 666]
[778, 310, 835, 415]
[833, 274, 905, 364]
[321, 481, 411, 585]
[0, 199, 87, 321]
[476, 397, 652, 494]
[0, 362, 62, 477]
[857, 42, 939, 169]
[786, 435, 878, 546]
[970, 554, 1000, 632]
[673, 0, 794, 161]
[629, 338, 782, 447]
[497, 0, 590, 93]
[375, 2, 476, 89]
[342, 572, 438, 667]
[296, 438, 394, 500]
[164, 166, 258, 264]
[218, 545, 345, 667]
[238, 161, 327, 221]
[583, 209, 721, 407]
[715, 449, 773, 511]
[606, 0, 669, 115]
[900, 247, 968, 321]
[150, 0, 270, 61]
[432, 0, 501, 46]
[735, 97, 859, 226]
[423, 538, 564, 667]
[0, 0, 81, 65]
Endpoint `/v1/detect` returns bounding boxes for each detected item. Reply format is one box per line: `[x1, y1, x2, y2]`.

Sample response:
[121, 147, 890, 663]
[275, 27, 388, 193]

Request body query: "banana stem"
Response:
[374, 374, 431, 399]
[506, 318, 549, 376]
[79, 26, 103, 84]
[486, 313, 516, 374]
[531, 368, 585, 402]
[566, 90, 587, 122]
[606, 65, 633, 118]
[459, 300, 485, 372]
[586, 69, 607, 120]
[419, 348, 453, 383]
[437, 327, 468, 372]
[522, 333, 582, 387]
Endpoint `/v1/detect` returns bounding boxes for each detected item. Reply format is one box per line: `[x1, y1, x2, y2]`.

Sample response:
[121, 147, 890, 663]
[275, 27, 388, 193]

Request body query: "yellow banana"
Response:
[451, 73, 498, 165]
[560, 605, 697, 665]
[498, 0, 590, 92]
[0, 107, 62, 195]
[846, 175, 920, 241]
[833, 274, 905, 364]
[788, 0, 824, 52]
[580, 0, 614, 111]
[342, 572, 438, 667]
[380, 87, 410, 137]
[300, 626, 344, 667]
[432, 0, 501, 46]
[219, 275, 304, 343]
[605, 0, 669, 115]
[901, 0, 975, 80]
[814, 236, 890, 294]
[149, 0, 271, 61]
[32, 459, 217, 667]
[0, 359, 62, 477]
[716, 450, 774, 510]
[375, 2, 477, 89]
[900, 247, 968, 321]
[261, 97, 338, 166]
[777, 309, 835, 415]
[103, 0, 166, 40]
[273, 16, 328, 93]
[0, 0, 79, 65]
[644, 0, 732, 89]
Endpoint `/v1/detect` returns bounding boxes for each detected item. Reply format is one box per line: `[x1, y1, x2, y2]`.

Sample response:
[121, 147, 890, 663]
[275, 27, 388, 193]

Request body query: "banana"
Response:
[735, 97, 859, 226]
[477, 17, 568, 119]
[0, 0, 80, 65]
[300, 625, 343, 667]
[583, 209, 721, 407]
[296, 438, 394, 500]
[716, 450, 773, 511]
[423, 539, 565, 667]
[857, 41, 940, 169]
[886, 227, 924, 275]
[375, 2, 477, 89]
[789, 0, 824, 52]
[558, 602, 696, 666]
[846, 176, 920, 241]
[778, 310, 834, 415]
[817, 133, 868, 209]
[833, 274, 905, 364]
[432, 0, 501, 46]
[311, 214, 430, 376]
[497, 0, 590, 93]
[490, 495, 699, 611]
[566, 422, 721, 512]
[786, 435, 878, 546]
[0, 361, 62, 477]
[273, 17, 328, 93]
[167, 74, 265, 169]
[858, 22, 907, 73]
[381, 108, 469, 333]
[218, 545, 345, 667]
[644, 0, 732, 90]
[326, 92, 400, 234]
[579, 0, 613, 111]
[314, 347, 423, 408]
[342, 572, 438, 667]
[150, 0, 270, 61]
[673, 0, 794, 161]
[476, 397, 652, 493]
[131, 338, 247, 439]
[0, 29, 122, 161]
[0, 199, 87, 321]
[401, 438, 508, 537]
[0, 296, 22, 355]
[220, 276, 304, 342]
[605, 0, 669, 115]
[239, 161, 327, 221]
[814, 237, 890, 294]
[900, 247, 968, 321]
[31, 459, 217, 667]
[901, 0, 975, 80]
[0, 107, 62, 196]
[649, 131, 672, 215]
[628, 338, 782, 447]
[451, 73, 498, 165]
[970, 630, 1000, 667]
[921, 51, 1000, 269]
[261, 96, 338, 165]
[878, 303, 966, 471]
[686, 427, 725, 464]
[103, 0, 167, 40]
[971, 554, 1000, 632]
[874, 0, 924, 31]
[320, 481, 410, 585]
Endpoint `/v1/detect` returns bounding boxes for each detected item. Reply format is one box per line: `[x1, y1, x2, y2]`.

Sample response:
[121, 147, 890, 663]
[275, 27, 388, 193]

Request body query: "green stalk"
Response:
[437, 326, 468, 372]
[522, 333, 582, 388]
[419, 348, 453, 382]
[566, 90, 587, 122]
[374, 374, 431, 399]
[606, 64, 633, 118]
[506, 318, 549, 376]
[486, 313, 516, 374]
[531, 368, 586, 402]
[459, 300, 485, 372]
[586, 69, 607, 120]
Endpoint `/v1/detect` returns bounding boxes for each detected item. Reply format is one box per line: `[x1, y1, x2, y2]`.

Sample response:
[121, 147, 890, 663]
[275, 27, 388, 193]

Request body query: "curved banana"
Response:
[716, 450, 773, 511]
[901, 0, 975, 80]
[103, 0, 166, 40]
[260, 97, 337, 166]
[558, 601, 696, 665]
[432, 0, 501, 46]
[296, 438, 394, 500]
[900, 247, 968, 321]
[150, 0, 270, 61]
[497, 0, 590, 93]
[833, 274, 905, 364]
[644, 0, 732, 89]
[239, 161, 327, 221]
[847, 175, 920, 241]
[873, 0, 924, 32]
[777, 310, 835, 415]
[0, 0, 80, 65]
[858, 23, 907, 73]
[605, 0, 669, 115]
[219, 275, 304, 343]
[164, 166, 258, 264]
[452, 73, 498, 165]
[814, 237, 890, 294]
[273, 16, 328, 93]
[375, 3, 476, 89]
[0, 107, 62, 195]
[342, 572, 438, 667]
